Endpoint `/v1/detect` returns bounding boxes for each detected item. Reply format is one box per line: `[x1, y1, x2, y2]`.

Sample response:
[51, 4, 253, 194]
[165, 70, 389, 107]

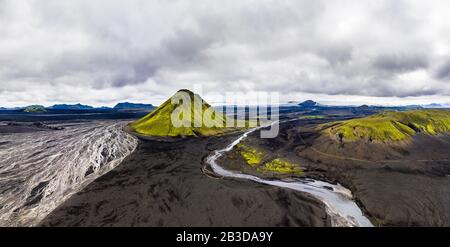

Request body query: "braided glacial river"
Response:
[0, 121, 137, 226]
[206, 124, 374, 227]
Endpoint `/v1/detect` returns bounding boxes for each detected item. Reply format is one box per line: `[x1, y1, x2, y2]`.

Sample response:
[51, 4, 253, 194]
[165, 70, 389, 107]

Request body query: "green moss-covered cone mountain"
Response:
[129, 89, 235, 137]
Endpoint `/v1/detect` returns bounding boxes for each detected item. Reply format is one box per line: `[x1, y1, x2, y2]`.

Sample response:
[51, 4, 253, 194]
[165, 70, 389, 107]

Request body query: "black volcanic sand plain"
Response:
[40, 110, 450, 227]
[219, 118, 450, 226]
[40, 132, 330, 227]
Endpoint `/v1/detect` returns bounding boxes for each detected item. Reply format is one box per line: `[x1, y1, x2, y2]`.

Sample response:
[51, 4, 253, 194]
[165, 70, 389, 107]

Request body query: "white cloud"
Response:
[1, 0, 450, 107]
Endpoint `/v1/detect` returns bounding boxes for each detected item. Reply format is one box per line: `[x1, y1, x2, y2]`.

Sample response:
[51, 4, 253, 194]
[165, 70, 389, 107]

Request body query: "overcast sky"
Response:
[1, 0, 450, 107]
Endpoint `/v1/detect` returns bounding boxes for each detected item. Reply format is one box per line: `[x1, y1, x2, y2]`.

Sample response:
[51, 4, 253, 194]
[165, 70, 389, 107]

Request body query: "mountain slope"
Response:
[325, 109, 450, 142]
[24, 105, 47, 113]
[129, 90, 235, 137]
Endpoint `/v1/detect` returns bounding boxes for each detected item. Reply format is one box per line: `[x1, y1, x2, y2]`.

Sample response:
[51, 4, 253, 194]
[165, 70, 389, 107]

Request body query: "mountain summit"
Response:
[24, 105, 47, 113]
[48, 103, 94, 110]
[129, 90, 233, 137]
[114, 102, 154, 111]
[298, 100, 319, 108]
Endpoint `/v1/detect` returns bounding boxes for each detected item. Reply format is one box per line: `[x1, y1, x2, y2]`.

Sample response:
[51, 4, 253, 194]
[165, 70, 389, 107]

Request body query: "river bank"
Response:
[205, 123, 373, 227]
[222, 118, 450, 226]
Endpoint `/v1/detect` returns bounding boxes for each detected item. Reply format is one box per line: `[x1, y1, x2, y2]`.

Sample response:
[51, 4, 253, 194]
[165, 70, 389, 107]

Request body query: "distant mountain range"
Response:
[0, 102, 156, 112]
[48, 103, 94, 110]
[113, 102, 155, 110]
[1, 100, 449, 112]
[281, 100, 450, 109]
[403, 103, 449, 109]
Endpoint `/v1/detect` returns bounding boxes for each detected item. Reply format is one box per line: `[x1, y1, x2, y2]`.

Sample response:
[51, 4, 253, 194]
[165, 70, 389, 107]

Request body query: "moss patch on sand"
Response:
[327, 110, 450, 142]
[299, 115, 325, 119]
[236, 143, 304, 175]
[258, 158, 304, 175]
[237, 144, 264, 167]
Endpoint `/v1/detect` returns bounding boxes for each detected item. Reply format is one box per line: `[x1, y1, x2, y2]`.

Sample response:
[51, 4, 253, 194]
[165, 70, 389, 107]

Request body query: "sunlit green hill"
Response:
[129, 89, 238, 137]
[325, 110, 450, 142]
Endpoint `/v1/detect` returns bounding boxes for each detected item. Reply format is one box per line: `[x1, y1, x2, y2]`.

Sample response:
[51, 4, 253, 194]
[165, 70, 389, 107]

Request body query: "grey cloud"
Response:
[1, 0, 450, 107]
[373, 53, 429, 72]
[316, 42, 353, 65]
[434, 60, 450, 80]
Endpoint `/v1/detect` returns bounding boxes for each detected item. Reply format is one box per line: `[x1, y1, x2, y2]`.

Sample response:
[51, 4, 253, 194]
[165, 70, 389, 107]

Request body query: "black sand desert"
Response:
[40, 132, 330, 227]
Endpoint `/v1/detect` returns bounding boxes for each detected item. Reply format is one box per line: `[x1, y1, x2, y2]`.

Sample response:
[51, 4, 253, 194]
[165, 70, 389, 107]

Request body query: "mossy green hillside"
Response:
[130, 90, 235, 137]
[327, 110, 450, 142]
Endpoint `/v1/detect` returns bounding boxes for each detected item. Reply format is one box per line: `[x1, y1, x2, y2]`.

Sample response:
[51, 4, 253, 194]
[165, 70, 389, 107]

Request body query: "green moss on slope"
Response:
[327, 110, 450, 142]
[237, 144, 264, 166]
[236, 143, 303, 175]
[129, 89, 238, 137]
[258, 158, 304, 175]
[299, 115, 325, 120]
